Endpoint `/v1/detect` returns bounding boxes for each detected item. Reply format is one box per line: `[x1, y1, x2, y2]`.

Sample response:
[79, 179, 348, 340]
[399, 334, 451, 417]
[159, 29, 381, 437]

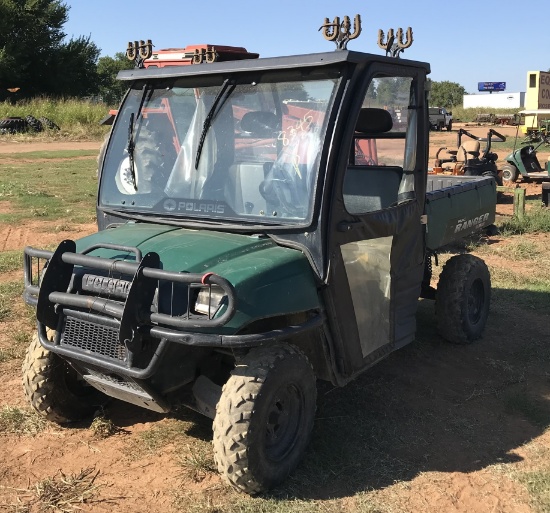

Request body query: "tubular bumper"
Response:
[24, 240, 324, 378]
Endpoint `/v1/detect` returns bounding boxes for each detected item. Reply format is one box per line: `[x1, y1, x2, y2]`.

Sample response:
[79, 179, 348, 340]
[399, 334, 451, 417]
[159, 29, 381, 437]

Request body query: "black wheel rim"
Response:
[264, 384, 303, 462]
[468, 278, 485, 325]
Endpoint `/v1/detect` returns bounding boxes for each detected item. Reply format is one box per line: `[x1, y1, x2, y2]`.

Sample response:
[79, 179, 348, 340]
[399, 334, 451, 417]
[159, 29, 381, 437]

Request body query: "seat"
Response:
[225, 111, 279, 215]
[226, 162, 268, 215]
[352, 108, 394, 165]
[455, 140, 480, 162]
[343, 166, 403, 213]
[344, 108, 404, 213]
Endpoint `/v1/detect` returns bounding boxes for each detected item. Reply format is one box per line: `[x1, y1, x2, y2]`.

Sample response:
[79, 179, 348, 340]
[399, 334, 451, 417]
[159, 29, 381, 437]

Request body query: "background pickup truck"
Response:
[429, 107, 453, 131]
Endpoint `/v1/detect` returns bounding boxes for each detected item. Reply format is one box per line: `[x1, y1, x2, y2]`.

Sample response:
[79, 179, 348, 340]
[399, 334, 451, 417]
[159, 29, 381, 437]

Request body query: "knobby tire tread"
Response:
[22, 333, 101, 423]
[436, 254, 490, 344]
[212, 344, 316, 494]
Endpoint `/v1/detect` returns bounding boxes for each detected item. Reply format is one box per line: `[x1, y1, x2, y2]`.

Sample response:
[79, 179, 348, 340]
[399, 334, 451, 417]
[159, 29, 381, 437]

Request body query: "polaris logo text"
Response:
[163, 199, 224, 214]
[82, 274, 131, 298]
[454, 213, 490, 233]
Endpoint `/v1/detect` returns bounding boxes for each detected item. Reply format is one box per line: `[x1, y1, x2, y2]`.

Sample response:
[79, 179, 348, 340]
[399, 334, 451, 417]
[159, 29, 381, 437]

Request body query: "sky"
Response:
[62, 0, 549, 95]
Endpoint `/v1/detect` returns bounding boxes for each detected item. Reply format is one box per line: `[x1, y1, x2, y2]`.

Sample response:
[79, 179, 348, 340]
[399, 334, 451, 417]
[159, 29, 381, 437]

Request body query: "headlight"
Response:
[193, 285, 226, 317]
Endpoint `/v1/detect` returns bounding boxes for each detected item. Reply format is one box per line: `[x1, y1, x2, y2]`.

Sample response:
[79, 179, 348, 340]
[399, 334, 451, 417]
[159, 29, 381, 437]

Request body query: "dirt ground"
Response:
[0, 130, 549, 512]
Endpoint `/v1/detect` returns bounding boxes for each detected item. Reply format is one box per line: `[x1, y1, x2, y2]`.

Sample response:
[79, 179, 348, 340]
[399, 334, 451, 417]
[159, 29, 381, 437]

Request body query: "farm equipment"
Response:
[432, 128, 506, 185]
[474, 113, 520, 126]
[502, 110, 550, 183]
[99, 42, 259, 127]
[22, 17, 498, 494]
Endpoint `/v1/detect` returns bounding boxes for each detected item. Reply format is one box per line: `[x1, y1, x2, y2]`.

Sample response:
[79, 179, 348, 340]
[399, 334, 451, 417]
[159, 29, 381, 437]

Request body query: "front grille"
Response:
[61, 315, 127, 362]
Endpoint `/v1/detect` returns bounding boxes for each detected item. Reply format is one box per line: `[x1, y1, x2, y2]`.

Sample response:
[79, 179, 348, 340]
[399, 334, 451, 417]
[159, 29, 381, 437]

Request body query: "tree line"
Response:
[0, 0, 131, 105]
[0, 0, 467, 109]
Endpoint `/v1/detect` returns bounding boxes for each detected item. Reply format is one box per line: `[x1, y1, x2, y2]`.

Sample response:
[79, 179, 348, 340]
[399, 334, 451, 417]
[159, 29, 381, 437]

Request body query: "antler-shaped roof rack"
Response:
[126, 40, 154, 68]
[319, 14, 362, 50]
[377, 27, 413, 58]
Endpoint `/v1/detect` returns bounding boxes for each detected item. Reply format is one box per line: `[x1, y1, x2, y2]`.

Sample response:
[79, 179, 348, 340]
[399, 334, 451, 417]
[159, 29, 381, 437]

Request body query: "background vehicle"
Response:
[429, 107, 452, 131]
[22, 20, 496, 495]
[502, 110, 550, 184]
[432, 128, 505, 185]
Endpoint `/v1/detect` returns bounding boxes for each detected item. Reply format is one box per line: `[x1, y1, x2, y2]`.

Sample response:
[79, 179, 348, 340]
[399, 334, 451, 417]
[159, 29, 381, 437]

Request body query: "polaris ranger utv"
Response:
[22, 19, 496, 494]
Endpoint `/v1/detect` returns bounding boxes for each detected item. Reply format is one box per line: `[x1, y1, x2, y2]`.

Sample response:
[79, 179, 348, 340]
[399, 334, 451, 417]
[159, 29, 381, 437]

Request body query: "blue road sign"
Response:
[478, 82, 506, 92]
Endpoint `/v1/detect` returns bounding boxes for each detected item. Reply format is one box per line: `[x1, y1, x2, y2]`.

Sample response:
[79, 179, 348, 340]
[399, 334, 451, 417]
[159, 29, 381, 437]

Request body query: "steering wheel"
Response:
[259, 164, 303, 217]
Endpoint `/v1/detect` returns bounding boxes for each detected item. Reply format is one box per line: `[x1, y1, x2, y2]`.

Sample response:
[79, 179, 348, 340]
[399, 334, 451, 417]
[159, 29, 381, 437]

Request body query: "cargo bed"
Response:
[425, 174, 497, 251]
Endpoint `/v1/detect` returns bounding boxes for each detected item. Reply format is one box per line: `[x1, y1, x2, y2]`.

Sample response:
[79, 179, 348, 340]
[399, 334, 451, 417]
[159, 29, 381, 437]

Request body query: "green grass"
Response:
[0, 406, 47, 435]
[451, 106, 519, 123]
[133, 418, 198, 455]
[0, 330, 28, 362]
[0, 346, 20, 362]
[518, 469, 550, 513]
[0, 281, 23, 321]
[177, 442, 216, 482]
[498, 207, 550, 234]
[0, 154, 97, 224]
[0, 250, 23, 273]
[0, 97, 112, 139]
[1, 150, 99, 160]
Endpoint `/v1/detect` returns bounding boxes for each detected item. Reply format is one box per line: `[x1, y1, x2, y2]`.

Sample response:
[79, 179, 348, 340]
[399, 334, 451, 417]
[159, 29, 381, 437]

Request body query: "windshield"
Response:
[99, 74, 339, 226]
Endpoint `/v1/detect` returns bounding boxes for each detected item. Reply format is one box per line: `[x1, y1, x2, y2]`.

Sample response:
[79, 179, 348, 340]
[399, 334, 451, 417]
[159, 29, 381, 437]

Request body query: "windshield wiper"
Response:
[127, 112, 137, 191]
[195, 79, 235, 169]
[126, 85, 153, 192]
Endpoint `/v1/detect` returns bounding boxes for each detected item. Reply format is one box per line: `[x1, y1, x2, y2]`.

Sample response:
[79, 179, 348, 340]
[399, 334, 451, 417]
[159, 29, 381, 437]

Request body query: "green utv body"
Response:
[22, 31, 496, 494]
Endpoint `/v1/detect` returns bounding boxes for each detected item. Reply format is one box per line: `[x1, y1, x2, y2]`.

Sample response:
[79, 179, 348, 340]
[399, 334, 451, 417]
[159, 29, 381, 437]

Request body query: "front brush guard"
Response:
[24, 240, 237, 339]
[23, 240, 325, 378]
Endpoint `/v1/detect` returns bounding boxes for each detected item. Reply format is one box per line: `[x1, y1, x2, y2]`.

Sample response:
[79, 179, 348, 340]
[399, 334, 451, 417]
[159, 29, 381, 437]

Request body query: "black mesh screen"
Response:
[61, 316, 127, 362]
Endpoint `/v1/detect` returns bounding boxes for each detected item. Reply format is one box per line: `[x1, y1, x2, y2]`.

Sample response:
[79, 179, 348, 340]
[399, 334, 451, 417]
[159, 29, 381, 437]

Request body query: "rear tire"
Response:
[0, 117, 28, 134]
[213, 344, 317, 494]
[25, 115, 43, 132]
[436, 254, 491, 344]
[22, 332, 105, 424]
[502, 164, 518, 184]
[38, 117, 60, 130]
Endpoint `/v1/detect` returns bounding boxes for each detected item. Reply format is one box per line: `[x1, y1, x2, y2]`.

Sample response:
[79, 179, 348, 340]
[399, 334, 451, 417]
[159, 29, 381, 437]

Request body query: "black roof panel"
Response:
[117, 50, 430, 81]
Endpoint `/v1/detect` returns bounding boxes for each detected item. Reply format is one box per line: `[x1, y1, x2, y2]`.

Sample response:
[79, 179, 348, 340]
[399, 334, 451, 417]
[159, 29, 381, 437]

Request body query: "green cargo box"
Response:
[425, 175, 497, 251]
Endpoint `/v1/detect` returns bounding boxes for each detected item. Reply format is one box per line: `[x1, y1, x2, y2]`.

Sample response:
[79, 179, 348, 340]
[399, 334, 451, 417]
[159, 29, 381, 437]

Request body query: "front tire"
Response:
[22, 332, 105, 423]
[213, 344, 317, 494]
[436, 255, 491, 344]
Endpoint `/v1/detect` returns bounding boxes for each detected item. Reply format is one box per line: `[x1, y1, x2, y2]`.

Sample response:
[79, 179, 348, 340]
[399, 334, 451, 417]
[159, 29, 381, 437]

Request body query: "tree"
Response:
[375, 77, 411, 107]
[429, 80, 466, 110]
[0, 0, 100, 101]
[97, 52, 132, 105]
[46, 36, 101, 98]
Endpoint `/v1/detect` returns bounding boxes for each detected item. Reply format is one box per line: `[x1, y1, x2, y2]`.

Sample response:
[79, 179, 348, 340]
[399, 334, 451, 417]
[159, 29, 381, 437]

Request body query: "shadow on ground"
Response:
[269, 286, 550, 500]
[59, 287, 549, 502]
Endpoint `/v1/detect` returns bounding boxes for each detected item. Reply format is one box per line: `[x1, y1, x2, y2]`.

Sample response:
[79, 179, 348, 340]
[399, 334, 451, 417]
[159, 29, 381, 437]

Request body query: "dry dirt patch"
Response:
[0, 141, 101, 154]
[0, 220, 97, 252]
